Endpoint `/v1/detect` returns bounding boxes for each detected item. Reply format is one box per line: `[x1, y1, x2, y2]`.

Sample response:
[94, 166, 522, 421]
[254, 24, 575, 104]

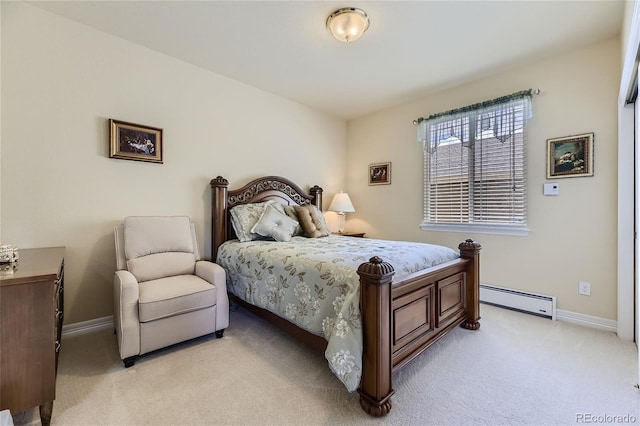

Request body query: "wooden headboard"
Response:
[209, 176, 323, 260]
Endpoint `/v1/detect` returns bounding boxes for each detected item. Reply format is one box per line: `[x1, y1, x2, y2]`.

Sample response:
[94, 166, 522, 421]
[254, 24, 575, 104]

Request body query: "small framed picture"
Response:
[109, 119, 163, 164]
[546, 133, 593, 179]
[369, 162, 391, 185]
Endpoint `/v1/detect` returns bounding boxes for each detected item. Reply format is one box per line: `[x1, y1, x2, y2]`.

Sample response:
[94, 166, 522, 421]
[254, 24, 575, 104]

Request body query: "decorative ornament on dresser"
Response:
[0, 244, 19, 274]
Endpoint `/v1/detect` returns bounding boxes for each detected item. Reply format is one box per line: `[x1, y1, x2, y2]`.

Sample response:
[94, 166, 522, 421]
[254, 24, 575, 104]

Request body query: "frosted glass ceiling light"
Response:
[326, 7, 370, 43]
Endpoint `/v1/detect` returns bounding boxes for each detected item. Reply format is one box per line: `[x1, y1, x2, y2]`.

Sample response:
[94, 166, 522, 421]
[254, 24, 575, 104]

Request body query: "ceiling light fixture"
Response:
[326, 7, 370, 43]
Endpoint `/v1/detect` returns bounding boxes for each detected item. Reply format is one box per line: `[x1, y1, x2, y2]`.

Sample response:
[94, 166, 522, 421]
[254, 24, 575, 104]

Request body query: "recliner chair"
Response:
[113, 216, 228, 367]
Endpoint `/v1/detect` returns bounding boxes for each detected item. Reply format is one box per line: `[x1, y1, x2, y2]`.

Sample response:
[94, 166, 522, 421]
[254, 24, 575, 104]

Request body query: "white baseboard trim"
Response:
[62, 315, 114, 337]
[63, 309, 617, 337]
[556, 309, 617, 333]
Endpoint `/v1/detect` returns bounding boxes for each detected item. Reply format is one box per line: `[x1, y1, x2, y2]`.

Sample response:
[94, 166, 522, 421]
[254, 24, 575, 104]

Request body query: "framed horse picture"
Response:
[109, 119, 163, 164]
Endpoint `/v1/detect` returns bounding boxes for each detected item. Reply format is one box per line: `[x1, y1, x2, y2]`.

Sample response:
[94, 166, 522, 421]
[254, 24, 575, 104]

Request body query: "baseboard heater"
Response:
[479, 284, 556, 320]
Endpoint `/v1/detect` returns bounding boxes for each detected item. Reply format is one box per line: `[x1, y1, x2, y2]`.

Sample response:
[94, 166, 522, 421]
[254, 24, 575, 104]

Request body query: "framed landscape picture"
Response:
[109, 119, 163, 164]
[546, 133, 593, 179]
[369, 162, 391, 185]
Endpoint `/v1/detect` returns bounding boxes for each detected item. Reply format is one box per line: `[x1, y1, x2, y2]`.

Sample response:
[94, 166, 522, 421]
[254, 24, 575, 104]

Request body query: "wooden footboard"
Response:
[356, 240, 481, 416]
[210, 176, 481, 417]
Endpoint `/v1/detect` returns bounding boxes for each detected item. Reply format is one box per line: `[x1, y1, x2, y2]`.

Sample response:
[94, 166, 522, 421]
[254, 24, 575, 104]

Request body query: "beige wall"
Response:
[1, 1, 622, 325]
[347, 37, 620, 320]
[1, 2, 347, 324]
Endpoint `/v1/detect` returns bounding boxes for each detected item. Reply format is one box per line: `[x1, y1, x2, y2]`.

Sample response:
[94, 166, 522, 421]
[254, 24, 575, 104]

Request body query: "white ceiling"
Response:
[29, 1, 624, 120]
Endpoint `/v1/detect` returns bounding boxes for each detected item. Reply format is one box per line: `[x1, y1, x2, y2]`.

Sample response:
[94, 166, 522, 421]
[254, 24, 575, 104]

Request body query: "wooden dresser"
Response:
[0, 247, 65, 426]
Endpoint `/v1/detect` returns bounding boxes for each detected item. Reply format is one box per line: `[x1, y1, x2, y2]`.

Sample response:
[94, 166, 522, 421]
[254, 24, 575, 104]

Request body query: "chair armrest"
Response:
[114, 270, 141, 359]
[195, 261, 229, 330]
[195, 260, 225, 284]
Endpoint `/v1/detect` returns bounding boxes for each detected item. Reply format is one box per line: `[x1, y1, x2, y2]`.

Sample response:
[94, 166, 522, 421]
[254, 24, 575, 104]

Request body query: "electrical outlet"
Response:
[579, 281, 591, 296]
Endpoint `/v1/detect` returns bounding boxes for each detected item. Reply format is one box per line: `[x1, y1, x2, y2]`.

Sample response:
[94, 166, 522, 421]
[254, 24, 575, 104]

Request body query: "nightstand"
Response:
[336, 232, 365, 238]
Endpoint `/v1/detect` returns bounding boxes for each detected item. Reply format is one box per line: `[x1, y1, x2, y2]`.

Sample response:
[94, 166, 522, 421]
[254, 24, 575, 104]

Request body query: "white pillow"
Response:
[251, 204, 299, 242]
[230, 201, 289, 242]
[230, 201, 274, 242]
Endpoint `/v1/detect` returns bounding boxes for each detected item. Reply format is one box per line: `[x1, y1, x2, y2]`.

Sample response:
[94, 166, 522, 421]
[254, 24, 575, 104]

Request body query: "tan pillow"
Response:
[294, 205, 330, 238]
[283, 205, 305, 237]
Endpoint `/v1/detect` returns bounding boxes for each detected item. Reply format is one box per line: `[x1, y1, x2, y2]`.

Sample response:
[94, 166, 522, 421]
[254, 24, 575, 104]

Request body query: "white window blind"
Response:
[416, 90, 533, 235]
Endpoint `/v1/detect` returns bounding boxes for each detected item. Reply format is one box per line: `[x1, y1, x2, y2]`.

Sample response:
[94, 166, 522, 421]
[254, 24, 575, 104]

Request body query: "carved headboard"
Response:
[209, 176, 323, 260]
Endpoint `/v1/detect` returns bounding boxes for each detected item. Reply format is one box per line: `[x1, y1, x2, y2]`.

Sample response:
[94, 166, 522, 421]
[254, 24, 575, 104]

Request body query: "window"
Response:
[416, 90, 533, 236]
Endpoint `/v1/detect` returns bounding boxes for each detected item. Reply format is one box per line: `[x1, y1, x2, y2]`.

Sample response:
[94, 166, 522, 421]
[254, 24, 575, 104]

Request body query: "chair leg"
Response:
[123, 356, 137, 368]
[215, 329, 225, 338]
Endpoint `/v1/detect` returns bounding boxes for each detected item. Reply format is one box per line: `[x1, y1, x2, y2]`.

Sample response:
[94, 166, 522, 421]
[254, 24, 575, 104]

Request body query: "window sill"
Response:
[419, 222, 530, 237]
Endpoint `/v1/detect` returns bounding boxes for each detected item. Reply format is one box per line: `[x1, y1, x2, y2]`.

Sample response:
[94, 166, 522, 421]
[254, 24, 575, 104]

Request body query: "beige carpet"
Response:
[12, 304, 640, 425]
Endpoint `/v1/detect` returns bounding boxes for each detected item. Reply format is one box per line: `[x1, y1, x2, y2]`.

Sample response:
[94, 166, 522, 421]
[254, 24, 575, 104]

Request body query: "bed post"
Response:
[459, 239, 482, 330]
[309, 185, 323, 209]
[357, 256, 395, 417]
[210, 176, 229, 261]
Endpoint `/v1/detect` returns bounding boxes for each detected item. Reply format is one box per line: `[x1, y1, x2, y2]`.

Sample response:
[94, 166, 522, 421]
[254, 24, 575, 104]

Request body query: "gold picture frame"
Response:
[109, 119, 163, 164]
[369, 162, 391, 185]
[546, 133, 593, 179]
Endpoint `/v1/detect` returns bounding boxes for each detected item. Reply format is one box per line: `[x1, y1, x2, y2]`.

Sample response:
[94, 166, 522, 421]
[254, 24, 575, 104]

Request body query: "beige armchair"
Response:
[113, 216, 228, 367]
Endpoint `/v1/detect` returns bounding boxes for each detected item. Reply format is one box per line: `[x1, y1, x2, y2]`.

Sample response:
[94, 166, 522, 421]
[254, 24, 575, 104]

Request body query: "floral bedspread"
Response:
[216, 235, 459, 392]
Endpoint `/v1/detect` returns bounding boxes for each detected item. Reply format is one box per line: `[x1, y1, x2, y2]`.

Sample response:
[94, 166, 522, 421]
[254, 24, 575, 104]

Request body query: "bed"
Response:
[210, 175, 481, 417]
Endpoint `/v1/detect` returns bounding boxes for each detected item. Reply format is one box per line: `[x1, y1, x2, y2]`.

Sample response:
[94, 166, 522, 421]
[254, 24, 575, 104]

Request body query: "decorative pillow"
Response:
[251, 204, 299, 242]
[283, 205, 305, 237]
[230, 201, 272, 242]
[294, 205, 330, 238]
[230, 201, 287, 242]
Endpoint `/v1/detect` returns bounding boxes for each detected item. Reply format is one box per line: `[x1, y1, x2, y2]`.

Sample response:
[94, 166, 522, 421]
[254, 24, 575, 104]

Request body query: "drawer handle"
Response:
[55, 341, 61, 353]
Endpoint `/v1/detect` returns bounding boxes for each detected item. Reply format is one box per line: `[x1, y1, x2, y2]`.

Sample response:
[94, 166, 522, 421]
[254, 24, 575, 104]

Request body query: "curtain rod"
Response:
[412, 88, 541, 125]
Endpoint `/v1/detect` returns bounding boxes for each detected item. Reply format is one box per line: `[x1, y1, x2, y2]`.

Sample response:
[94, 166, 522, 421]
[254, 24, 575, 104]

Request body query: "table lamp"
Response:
[328, 192, 355, 233]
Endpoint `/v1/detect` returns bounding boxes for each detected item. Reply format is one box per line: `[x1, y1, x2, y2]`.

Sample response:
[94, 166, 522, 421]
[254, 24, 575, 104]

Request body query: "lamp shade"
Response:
[326, 8, 370, 43]
[328, 192, 355, 213]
